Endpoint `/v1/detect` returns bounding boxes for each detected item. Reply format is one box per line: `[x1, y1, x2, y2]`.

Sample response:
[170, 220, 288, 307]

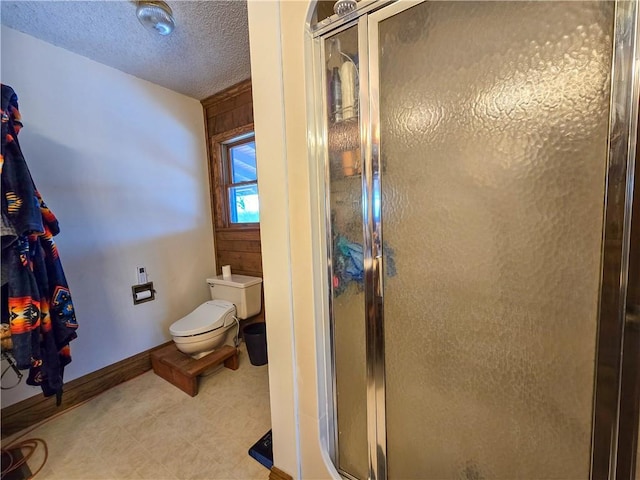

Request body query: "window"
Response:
[223, 135, 259, 224]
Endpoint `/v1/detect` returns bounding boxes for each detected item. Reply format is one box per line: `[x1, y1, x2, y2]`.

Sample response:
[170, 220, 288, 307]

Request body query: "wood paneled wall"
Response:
[201, 79, 263, 280]
[202, 80, 254, 137]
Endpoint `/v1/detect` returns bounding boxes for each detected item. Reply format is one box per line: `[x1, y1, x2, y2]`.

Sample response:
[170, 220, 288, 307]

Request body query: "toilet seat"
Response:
[170, 300, 236, 337]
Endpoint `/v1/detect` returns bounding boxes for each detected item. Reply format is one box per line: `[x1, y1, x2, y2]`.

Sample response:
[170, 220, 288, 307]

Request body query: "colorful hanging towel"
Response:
[1, 84, 78, 401]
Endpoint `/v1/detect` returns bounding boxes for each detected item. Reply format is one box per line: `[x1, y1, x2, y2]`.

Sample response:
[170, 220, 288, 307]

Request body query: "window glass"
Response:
[228, 184, 259, 223]
[230, 141, 257, 183]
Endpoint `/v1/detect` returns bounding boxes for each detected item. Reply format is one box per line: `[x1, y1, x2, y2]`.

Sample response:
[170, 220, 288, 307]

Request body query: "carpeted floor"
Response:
[2, 343, 271, 479]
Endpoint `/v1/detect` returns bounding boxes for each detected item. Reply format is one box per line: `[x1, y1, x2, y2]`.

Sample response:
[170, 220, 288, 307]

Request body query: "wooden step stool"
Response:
[150, 343, 239, 396]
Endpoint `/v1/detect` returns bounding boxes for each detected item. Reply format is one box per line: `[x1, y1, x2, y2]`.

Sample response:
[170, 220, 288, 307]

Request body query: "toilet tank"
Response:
[206, 274, 262, 319]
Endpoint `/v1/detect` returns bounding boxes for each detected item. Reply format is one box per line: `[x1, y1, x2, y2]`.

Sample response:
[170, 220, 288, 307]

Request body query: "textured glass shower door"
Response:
[372, 1, 615, 478]
[324, 24, 369, 480]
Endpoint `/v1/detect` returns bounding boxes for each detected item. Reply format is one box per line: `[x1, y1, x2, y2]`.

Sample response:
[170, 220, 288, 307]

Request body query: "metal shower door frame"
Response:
[590, 0, 640, 478]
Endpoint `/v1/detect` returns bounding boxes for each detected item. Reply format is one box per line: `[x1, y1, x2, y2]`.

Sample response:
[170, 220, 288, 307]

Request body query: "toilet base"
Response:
[190, 349, 215, 360]
[151, 343, 239, 396]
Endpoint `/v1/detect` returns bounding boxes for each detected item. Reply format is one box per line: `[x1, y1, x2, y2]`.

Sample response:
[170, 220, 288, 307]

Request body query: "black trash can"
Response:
[243, 322, 268, 366]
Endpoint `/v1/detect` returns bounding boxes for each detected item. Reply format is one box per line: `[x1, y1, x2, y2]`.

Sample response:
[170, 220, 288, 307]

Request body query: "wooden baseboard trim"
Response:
[1, 341, 172, 438]
[270, 466, 294, 480]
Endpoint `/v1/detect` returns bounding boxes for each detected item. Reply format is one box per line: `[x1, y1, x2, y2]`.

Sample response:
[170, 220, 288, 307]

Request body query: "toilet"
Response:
[169, 274, 263, 359]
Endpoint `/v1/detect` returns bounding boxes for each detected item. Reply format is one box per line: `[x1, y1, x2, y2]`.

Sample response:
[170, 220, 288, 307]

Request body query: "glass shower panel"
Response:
[377, 2, 614, 479]
[325, 26, 368, 479]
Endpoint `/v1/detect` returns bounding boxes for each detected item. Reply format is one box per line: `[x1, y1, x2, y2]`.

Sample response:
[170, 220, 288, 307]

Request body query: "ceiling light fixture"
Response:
[334, 0, 357, 16]
[136, 1, 175, 36]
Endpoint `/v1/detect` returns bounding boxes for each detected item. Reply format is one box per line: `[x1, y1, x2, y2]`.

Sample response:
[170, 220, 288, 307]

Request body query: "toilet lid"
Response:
[170, 300, 236, 337]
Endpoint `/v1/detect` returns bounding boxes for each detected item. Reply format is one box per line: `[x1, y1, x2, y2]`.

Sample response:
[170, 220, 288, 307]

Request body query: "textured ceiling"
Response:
[0, 0, 251, 100]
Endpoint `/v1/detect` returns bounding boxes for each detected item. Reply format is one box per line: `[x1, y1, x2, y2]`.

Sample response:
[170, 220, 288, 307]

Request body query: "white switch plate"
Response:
[136, 266, 148, 284]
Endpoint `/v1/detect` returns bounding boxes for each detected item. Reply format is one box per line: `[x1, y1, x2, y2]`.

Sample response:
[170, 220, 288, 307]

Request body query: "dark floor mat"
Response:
[248, 429, 273, 469]
[1, 447, 32, 480]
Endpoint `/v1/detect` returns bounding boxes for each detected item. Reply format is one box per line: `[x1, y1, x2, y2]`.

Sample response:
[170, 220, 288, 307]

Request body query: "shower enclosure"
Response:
[309, 1, 640, 479]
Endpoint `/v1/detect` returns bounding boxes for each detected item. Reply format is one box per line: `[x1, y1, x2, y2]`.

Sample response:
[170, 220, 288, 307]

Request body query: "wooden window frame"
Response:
[222, 133, 258, 226]
[210, 123, 257, 231]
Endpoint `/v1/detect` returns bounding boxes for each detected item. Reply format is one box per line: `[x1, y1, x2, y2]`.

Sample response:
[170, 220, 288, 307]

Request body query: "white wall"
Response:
[248, 2, 339, 479]
[1, 27, 215, 406]
[247, 2, 300, 478]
